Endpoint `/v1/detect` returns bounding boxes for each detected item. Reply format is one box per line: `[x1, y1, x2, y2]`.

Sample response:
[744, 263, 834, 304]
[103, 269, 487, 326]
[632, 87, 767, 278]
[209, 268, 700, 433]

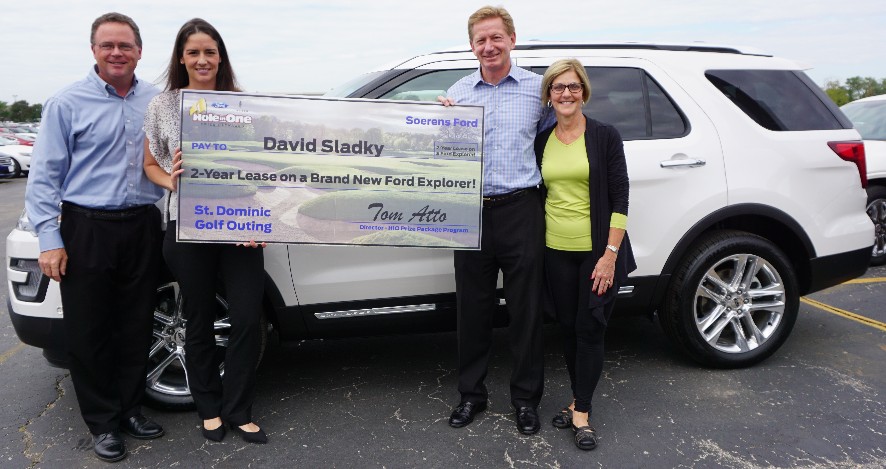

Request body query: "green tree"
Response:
[822, 76, 886, 105]
[29, 103, 42, 121]
[8, 100, 30, 122]
[0, 101, 9, 121]
[844, 76, 886, 101]
[824, 80, 851, 106]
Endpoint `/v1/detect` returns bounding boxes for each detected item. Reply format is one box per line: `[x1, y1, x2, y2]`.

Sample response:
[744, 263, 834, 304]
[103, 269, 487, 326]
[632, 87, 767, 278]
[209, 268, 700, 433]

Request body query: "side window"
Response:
[530, 66, 686, 140]
[706, 70, 845, 131]
[379, 69, 474, 101]
[646, 75, 687, 138]
[584, 67, 647, 140]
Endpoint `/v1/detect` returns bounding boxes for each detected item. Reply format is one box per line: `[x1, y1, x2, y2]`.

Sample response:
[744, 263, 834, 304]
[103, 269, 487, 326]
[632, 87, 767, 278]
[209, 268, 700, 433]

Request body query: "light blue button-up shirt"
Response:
[26, 66, 162, 252]
[447, 63, 551, 196]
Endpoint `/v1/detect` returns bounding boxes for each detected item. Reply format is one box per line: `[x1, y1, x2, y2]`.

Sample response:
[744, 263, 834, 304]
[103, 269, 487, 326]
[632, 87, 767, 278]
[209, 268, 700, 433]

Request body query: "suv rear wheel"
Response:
[144, 280, 268, 410]
[661, 230, 799, 367]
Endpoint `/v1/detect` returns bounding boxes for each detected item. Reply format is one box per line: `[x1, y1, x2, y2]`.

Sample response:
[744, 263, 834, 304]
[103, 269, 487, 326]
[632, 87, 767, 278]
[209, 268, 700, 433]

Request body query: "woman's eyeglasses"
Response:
[550, 82, 583, 94]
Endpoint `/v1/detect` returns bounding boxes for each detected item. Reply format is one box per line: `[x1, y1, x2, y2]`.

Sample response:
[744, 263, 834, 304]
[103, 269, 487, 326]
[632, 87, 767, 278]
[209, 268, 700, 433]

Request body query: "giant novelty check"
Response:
[177, 90, 484, 248]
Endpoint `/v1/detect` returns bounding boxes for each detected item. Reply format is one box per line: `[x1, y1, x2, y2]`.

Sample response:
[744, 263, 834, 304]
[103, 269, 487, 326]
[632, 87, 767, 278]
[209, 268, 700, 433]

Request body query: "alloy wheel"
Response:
[693, 253, 786, 354]
[146, 282, 230, 399]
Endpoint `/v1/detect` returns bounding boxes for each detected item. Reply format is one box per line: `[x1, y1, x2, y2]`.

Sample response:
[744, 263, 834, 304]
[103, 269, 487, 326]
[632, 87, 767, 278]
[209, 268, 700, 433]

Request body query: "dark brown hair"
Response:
[162, 18, 241, 92]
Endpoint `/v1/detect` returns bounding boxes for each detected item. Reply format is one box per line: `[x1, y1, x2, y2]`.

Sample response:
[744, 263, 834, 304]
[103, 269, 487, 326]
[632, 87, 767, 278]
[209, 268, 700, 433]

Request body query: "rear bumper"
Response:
[806, 246, 871, 293]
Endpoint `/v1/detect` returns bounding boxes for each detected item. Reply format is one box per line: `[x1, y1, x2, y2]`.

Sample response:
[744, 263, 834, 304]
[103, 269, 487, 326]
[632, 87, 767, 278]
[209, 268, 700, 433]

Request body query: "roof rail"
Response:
[433, 41, 771, 57]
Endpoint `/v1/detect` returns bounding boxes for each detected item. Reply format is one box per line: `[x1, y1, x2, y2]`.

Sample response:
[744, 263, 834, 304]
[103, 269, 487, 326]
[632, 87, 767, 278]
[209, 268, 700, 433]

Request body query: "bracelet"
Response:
[605, 244, 618, 253]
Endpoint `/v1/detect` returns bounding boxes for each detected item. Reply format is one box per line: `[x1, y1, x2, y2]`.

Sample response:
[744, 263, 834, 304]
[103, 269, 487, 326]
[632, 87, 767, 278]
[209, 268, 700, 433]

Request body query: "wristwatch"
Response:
[605, 244, 619, 254]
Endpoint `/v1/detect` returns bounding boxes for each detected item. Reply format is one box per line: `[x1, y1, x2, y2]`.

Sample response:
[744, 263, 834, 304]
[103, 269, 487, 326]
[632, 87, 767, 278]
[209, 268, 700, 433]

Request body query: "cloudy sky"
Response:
[1, 0, 884, 105]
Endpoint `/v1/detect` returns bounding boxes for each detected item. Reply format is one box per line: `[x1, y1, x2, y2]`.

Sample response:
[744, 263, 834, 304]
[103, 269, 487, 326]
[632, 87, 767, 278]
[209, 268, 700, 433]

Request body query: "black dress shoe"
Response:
[202, 422, 226, 442]
[93, 431, 126, 462]
[552, 407, 573, 429]
[515, 407, 540, 435]
[573, 424, 598, 450]
[230, 424, 268, 444]
[120, 414, 164, 440]
[448, 401, 487, 428]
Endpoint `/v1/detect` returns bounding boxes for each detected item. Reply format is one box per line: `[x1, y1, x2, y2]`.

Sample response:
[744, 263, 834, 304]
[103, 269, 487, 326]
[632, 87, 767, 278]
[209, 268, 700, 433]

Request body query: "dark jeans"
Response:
[59, 203, 161, 435]
[545, 247, 615, 415]
[163, 221, 264, 426]
[454, 190, 545, 409]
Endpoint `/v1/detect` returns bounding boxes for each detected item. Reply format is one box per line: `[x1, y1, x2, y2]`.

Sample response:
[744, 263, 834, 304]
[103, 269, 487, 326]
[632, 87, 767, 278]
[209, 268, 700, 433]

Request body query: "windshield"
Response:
[325, 70, 389, 98]
[842, 100, 886, 140]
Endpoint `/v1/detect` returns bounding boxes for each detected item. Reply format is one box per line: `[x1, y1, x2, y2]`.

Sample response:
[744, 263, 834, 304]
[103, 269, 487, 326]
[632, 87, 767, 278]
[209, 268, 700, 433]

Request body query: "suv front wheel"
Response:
[661, 230, 799, 368]
[144, 280, 268, 410]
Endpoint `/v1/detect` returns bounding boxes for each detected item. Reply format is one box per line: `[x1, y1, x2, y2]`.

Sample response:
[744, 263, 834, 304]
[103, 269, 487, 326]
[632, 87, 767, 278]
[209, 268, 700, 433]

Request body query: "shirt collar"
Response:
[88, 65, 140, 97]
[470, 60, 521, 87]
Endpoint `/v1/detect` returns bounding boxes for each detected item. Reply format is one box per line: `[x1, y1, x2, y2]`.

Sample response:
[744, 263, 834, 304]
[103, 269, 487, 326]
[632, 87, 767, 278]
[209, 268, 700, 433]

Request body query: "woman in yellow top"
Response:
[535, 59, 636, 450]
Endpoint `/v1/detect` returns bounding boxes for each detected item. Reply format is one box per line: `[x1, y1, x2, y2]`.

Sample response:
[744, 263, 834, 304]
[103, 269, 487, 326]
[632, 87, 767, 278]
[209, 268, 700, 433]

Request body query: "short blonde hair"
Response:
[467, 6, 515, 42]
[541, 58, 592, 105]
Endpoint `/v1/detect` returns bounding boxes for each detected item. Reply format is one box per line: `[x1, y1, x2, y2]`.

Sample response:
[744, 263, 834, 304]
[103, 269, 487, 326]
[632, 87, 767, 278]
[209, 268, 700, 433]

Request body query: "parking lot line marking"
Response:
[801, 297, 886, 332]
[842, 277, 886, 284]
[0, 342, 26, 365]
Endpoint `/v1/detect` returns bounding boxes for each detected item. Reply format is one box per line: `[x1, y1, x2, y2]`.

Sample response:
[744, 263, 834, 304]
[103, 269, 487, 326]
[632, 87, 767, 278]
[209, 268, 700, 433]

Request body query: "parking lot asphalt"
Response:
[1, 176, 884, 468]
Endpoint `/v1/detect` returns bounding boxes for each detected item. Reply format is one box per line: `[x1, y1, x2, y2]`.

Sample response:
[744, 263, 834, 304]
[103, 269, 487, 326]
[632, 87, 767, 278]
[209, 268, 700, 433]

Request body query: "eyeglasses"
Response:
[95, 42, 136, 52]
[550, 82, 583, 94]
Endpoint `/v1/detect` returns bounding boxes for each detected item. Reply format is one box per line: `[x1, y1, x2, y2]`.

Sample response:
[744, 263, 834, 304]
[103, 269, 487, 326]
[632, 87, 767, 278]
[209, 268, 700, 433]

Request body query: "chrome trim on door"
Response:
[314, 303, 437, 320]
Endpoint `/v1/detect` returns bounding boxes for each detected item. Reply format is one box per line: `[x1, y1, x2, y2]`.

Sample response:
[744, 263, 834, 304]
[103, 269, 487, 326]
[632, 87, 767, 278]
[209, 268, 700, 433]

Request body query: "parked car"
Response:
[7, 42, 872, 409]
[14, 133, 36, 143]
[0, 144, 31, 177]
[0, 155, 14, 178]
[841, 94, 886, 264]
[0, 133, 33, 146]
[0, 135, 19, 146]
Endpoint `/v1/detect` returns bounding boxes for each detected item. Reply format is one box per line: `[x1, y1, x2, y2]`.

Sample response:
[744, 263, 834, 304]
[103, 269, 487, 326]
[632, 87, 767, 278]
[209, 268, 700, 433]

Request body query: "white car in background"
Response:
[842, 94, 886, 264]
[0, 144, 31, 177]
[0, 135, 19, 146]
[8, 42, 873, 409]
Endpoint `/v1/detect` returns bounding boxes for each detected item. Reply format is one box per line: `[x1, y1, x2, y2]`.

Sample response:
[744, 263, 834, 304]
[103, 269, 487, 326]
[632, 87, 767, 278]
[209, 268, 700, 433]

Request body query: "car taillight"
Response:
[828, 141, 866, 188]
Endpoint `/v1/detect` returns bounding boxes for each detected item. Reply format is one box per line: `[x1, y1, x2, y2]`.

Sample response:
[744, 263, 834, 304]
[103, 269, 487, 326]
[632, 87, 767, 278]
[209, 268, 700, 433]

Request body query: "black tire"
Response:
[143, 280, 268, 410]
[11, 159, 21, 178]
[865, 185, 886, 266]
[660, 230, 798, 368]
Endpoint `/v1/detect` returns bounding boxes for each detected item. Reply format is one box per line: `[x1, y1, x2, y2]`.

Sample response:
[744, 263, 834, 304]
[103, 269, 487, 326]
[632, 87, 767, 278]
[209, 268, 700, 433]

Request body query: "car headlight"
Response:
[15, 209, 37, 235]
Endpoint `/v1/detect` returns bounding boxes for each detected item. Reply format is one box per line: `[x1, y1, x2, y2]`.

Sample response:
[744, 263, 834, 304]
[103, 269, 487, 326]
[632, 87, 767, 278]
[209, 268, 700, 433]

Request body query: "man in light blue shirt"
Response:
[25, 12, 164, 463]
[442, 6, 549, 436]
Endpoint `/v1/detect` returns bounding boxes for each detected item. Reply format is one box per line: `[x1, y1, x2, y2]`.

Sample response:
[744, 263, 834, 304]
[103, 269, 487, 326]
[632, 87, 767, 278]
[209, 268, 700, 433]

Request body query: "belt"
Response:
[482, 187, 536, 208]
[62, 202, 152, 221]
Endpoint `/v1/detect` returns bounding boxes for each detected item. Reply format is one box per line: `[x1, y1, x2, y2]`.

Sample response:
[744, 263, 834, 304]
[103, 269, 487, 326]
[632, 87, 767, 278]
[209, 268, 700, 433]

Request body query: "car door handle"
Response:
[660, 159, 706, 168]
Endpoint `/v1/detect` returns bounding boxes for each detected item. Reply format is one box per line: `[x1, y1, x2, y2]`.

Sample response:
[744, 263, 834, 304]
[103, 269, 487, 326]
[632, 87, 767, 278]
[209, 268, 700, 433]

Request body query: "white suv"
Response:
[7, 42, 872, 408]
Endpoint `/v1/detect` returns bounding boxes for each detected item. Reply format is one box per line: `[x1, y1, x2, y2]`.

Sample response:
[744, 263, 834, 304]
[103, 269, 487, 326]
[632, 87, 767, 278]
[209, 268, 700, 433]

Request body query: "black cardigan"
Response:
[535, 115, 637, 312]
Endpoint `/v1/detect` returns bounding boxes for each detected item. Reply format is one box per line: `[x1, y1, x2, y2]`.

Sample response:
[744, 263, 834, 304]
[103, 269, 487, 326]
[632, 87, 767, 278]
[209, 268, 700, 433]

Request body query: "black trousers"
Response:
[544, 247, 615, 415]
[454, 190, 545, 409]
[163, 222, 264, 426]
[59, 203, 161, 435]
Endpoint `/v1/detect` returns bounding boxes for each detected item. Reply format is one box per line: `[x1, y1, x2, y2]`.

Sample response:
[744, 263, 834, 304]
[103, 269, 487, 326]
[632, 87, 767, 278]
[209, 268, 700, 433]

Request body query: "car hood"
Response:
[0, 144, 32, 156]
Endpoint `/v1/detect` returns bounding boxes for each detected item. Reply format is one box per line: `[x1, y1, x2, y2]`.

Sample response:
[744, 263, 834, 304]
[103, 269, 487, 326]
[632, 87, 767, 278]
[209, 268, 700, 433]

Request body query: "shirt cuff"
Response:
[609, 212, 628, 230]
[38, 230, 64, 252]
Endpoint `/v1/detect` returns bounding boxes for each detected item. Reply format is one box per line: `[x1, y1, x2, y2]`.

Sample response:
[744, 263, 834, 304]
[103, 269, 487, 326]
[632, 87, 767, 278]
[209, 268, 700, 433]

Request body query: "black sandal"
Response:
[552, 407, 573, 429]
[572, 424, 598, 451]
